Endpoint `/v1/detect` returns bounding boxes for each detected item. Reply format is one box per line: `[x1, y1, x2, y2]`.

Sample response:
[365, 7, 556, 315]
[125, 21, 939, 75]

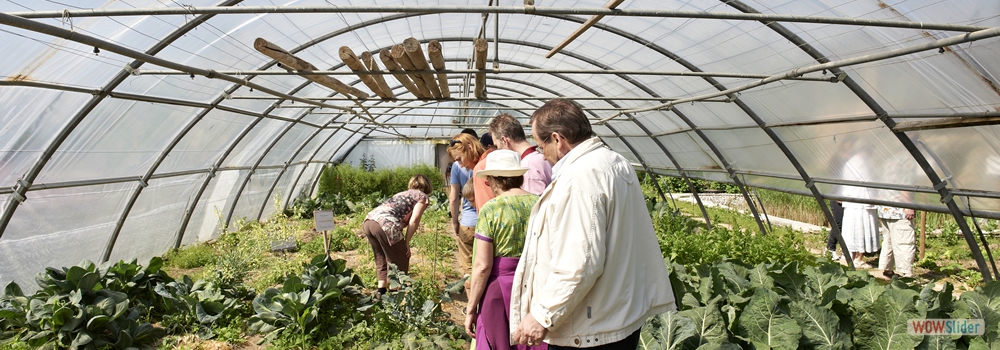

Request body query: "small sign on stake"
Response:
[314, 210, 335, 256]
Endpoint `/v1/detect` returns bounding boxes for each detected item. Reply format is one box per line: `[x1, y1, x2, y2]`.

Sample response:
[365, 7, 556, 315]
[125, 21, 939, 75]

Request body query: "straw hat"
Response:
[476, 150, 528, 178]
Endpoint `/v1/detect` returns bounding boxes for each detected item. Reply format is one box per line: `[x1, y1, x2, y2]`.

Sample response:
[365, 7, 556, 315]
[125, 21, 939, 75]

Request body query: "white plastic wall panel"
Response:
[292, 129, 335, 164]
[600, 137, 640, 164]
[157, 109, 255, 174]
[605, 120, 647, 137]
[301, 112, 337, 127]
[312, 129, 356, 163]
[181, 174, 227, 245]
[633, 111, 685, 134]
[673, 102, 754, 129]
[773, 122, 935, 190]
[701, 129, 796, 176]
[621, 136, 672, 169]
[908, 126, 1000, 194]
[0, 89, 91, 186]
[737, 174, 805, 196]
[221, 118, 286, 168]
[0, 25, 125, 90]
[655, 133, 723, 171]
[208, 169, 245, 231]
[267, 166, 296, 210]
[34, 99, 199, 184]
[736, 81, 872, 124]
[230, 169, 280, 224]
[686, 170, 733, 184]
[333, 133, 367, 162]
[846, 53, 1000, 114]
[115, 74, 233, 104]
[286, 163, 324, 204]
[107, 175, 203, 265]
[344, 140, 436, 169]
[259, 125, 313, 167]
[0, 182, 134, 289]
[663, 15, 816, 75]
[280, 163, 310, 205]
[155, 12, 285, 72]
[216, 91, 285, 113]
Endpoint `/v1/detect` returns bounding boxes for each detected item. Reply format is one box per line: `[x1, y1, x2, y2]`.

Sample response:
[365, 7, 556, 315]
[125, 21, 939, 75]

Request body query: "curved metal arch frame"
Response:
[554, 13, 851, 263]
[720, 0, 993, 281]
[290, 53, 716, 226]
[259, 87, 533, 222]
[0, 6, 976, 270]
[0, 0, 244, 244]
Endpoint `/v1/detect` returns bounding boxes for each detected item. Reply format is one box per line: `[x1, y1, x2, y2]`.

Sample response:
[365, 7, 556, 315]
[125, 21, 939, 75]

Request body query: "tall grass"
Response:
[317, 163, 446, 200]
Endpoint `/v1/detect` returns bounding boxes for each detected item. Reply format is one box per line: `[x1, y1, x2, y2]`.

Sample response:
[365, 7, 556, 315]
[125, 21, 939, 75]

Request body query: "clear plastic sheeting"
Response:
[108, 175, 204, 265]
[343, 139, 438, 169]
[1, 0, 1000, 287]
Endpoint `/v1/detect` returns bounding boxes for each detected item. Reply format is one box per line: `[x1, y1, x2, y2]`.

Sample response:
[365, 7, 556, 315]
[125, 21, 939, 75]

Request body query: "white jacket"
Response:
[510, 137, 676, 347]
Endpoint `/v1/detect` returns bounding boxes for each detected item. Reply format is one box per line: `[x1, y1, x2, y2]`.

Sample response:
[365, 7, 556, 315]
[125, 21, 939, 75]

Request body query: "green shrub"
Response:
[162, 244, 217, 270]
[640, 259, 1000, 350]
[653, 210, 815, 267]
[0, 261, 168, 349]
[316, 163, 446, 202]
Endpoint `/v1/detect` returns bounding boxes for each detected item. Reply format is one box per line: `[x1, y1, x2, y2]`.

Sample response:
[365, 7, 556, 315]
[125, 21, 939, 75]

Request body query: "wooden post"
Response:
[253, 38, 370, 99]
[360, 51, 395, 100]
[338, 46, 390, 100]
[920, 210, 927, 260]
[427, 40, 451, 98]
[403, 38, 443, 99]
[392, 44, 433, 99]
[379, 49, 425, 99]
[473, 38, 488, 98]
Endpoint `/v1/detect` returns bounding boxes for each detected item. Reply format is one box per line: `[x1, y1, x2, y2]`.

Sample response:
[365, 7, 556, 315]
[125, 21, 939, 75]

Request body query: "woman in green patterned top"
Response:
[464, 150, 545, 350]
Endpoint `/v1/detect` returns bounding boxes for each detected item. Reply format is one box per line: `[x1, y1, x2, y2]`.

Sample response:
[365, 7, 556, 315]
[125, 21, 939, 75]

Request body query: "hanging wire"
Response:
[967, 197, 1000, 278]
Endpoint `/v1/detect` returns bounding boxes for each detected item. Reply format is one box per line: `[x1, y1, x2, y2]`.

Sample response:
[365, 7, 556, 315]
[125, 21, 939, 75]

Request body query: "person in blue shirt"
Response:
[448, 132, 485, 276]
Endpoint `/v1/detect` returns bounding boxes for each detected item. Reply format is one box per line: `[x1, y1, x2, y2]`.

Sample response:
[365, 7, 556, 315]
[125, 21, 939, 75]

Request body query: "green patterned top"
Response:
[474, 194, 540, 258]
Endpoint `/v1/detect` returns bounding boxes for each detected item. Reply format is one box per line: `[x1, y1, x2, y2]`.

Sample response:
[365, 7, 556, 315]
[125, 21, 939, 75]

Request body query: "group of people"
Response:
[828, 200, 917, 278]
[360, 99, 676, 349]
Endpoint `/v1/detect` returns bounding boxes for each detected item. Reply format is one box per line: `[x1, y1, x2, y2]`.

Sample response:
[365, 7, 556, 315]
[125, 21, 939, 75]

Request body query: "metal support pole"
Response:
[722, 0, 991, 279]
[17, 6, 986, 33]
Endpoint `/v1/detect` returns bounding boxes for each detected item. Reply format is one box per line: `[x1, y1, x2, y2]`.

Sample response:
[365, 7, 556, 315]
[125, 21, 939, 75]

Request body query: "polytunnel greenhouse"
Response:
[1, 0, 1000, 348]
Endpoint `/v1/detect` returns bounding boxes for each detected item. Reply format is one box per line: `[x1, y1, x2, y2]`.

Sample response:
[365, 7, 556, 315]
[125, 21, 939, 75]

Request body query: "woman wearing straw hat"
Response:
[464, 150, 545, 350]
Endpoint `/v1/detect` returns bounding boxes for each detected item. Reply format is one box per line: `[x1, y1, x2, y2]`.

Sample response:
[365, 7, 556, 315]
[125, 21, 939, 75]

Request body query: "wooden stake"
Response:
[360, 51, 395, 100]
[920, 210, 927, 260]
[379, 49, 425, 99]
[403, 37, 443, 99]
[253, 38, 369, 99]
[473, 38, 488, 98]
[392, 44, 433, 99]
[427, 40, 451, 98]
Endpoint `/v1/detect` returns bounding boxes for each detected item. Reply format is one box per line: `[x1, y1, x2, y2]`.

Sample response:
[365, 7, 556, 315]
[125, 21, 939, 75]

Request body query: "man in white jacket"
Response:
[510, 99, 676, 349]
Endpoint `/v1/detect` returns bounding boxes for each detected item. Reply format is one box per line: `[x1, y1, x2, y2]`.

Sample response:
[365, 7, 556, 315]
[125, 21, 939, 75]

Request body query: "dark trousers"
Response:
[548, 329, 640, 350]
[363, 220, 409, 281]
[826, 200, 845, 251]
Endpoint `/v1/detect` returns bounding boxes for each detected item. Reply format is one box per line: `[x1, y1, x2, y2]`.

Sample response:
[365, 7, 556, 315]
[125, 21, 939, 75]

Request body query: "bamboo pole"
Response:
[338, 46, 389, 100]
[473, 38, 488, 98]
[253, 38, 369, 99]
[360, 51, 395, 100]
[403, 38, 443, 99]
[378, 49, 425, 99]
[545, 0, 624, 58]
[392, 44, 433, 99]
[426, 40, 451, 98]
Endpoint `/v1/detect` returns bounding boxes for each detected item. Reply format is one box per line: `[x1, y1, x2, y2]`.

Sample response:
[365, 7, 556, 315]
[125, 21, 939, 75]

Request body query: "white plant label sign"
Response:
[314, 210, 335, 231]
